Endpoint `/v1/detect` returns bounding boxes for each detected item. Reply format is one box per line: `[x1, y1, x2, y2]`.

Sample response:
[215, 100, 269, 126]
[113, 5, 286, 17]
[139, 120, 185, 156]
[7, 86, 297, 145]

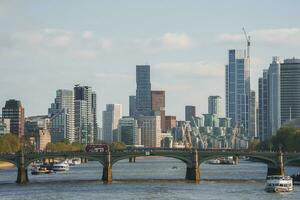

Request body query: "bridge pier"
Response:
[185, 150, 200, 183]
[267, 151, 284, 176]
[102, 151, 112, 183]
[233, 156, 239, 165]
[129, 157, 136, 163]
[16, 151, 29, 184]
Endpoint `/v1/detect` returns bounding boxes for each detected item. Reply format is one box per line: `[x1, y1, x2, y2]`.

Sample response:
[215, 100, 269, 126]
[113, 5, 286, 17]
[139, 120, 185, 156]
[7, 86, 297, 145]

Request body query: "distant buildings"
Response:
[185, 105, 196, 122]
[2, 99, 25, 137]
[280, 58, 300, 125]
[137, 115, 161, 147]
[258, 57, 281, 141]
[165, 115, 176, 132]
[226, 49, 250, 135]
[151, 90, 166, 132]
[48, 89, 74, 143]
[25, 115, 50, 137]
[0, 118, 10, 135]
[118, 116, 141, 145]
[208, 96, 221, 117]
[129, 95, 136, 117]
[102, 104, 122, 144]
[135, 65, 152, 116]
[249, 90, 257, 138]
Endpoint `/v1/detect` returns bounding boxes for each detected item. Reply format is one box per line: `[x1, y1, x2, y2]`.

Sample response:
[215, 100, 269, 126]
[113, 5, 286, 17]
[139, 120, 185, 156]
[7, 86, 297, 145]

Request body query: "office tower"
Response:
[203, 114, 219, 127]
[118, 116, 141, 145]
[137, 115, 161, 147]
[0, 118, 10, 135]
[185, 105, 196, 122]
[281, 58, 300, 124]
[151, 90, 166, 132]
[226, 49, 250, 135]
[129, 95, 136, 117]
[258, 70, 269, 141]
[48, 90, 74, 143]
[74, 100, 88, 143]
[219, 117, 231, 128]
[74, 84, 96, 144]
[165, 116, 176, 131]
[249, 91, 257, 138]
[268, 57, 281, 134]
[91, 92, 98, 142]
[2, 99, 25, 137]
[135, 65, 151, 116]
[102, 104, 122, 144]
[208, 96, 221, 116]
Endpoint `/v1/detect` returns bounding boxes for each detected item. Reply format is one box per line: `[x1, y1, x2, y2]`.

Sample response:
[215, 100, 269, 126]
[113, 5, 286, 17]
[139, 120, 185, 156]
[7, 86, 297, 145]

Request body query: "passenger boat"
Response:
[31, 166, 55, 175]
[265, 175, 293, 193]
[52, 162, 70, 171]
[72, 158, 81, 165]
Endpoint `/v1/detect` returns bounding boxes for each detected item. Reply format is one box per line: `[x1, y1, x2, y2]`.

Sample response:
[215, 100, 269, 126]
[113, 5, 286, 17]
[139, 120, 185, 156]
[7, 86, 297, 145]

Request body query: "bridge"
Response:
[1, 148, 300, 184]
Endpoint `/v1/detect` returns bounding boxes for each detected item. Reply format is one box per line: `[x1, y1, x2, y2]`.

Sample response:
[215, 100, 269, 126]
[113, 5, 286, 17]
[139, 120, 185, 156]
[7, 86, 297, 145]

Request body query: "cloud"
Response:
[153, 61, 224, 78]
[216, 28, 300, 46]
[136, 32, 194, 51]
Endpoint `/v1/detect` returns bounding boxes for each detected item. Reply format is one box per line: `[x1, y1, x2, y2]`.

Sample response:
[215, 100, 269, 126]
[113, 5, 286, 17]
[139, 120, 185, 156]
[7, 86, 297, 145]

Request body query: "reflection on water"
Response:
[0, 157, 300, 200]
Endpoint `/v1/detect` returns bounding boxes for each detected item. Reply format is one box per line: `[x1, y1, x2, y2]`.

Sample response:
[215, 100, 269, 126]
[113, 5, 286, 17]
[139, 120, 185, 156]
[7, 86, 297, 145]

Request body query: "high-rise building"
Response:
[48, 90, 74, 143]
[249, 90, 257, 138]
[74, 85, 96, 144]
[135, 65, 151, 116]
[208, 96, 221, 116]
[268, 57, 281, 135]
[151, 90, 166, 132]
[226, 49, 250, 135]
[129, 95, 136, 117]
[102, 104, 122, 144]
[137, 115, 161, 147]
[2, 99, 25, 137]
[258, 70, 269, 141]
[118, 116, 141, 145]
[185, 105, 196, 122]
[91, 92, 98, 143]
[281, 58, 300, 125]
[165, 115, 176, 131]
[74, 100, 88, 143]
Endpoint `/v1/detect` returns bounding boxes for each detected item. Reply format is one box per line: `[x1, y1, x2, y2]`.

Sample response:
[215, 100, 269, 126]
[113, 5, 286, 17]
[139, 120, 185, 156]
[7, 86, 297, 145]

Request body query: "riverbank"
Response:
[0, 161, 14, 169]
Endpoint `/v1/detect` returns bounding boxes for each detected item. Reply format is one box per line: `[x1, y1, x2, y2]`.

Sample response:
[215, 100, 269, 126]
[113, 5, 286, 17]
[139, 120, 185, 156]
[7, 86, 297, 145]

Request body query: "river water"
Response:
[0, 157, 300, 200]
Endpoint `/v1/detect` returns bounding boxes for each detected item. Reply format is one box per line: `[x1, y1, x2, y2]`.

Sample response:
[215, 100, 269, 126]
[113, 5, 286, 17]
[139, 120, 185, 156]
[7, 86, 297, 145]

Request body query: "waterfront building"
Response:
[203, 114, 219, 127]
[129, 95, 136, 117]
[2, 99, 25, 137]
[190, 116, 204, 127]
[219, 117, 231, 128]
[137, 115, 161, 147]
[48, 90, 74, 143]
[74, 100, 88, 144]
[74, 85, 97, 144]
[268, 57, 281, 135]
[280, 58, 300, 125]
[258, 71, 269, 141]
[225, 49, 250, 135]
[165, 115, 176, 131]
[118, 116, 141, 145]
[249, 90, 257, 138]
[208, 96, 221, 117]
[25, 115, 50, 137]
[135, 65, 152, 116]
[185, 105, 196, 122]
[36, 129, 51, 151]
[151, 90, 166, 132]
[0, 118, 10, 135]
[160, 132, 173, 148]
[102, 104, 122, 144]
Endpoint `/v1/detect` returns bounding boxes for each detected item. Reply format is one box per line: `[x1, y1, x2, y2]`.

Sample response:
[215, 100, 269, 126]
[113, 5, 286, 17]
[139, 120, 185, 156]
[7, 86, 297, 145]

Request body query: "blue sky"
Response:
[1, 0, 300, 121]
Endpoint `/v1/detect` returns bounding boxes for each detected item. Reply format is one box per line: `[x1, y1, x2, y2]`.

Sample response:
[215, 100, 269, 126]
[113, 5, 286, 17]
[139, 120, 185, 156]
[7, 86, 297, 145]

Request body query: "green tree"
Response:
[110, 141, 126, 150]
[0, 134, 20, 153]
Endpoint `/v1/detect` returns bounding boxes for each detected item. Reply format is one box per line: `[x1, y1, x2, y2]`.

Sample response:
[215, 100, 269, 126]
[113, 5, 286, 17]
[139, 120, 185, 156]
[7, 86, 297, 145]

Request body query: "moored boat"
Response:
[31, 166, 55, 175]
[52, 162, 70, 171]
[265, 175, 293, 193]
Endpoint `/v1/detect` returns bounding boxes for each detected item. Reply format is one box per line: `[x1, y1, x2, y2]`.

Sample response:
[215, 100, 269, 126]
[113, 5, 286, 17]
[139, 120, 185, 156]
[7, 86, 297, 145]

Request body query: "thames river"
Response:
[0, 158, 300, 200]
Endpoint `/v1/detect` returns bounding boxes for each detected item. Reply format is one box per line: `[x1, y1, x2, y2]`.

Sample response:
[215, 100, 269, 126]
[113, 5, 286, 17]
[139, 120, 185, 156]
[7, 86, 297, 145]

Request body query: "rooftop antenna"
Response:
[242, 27, 250, 58]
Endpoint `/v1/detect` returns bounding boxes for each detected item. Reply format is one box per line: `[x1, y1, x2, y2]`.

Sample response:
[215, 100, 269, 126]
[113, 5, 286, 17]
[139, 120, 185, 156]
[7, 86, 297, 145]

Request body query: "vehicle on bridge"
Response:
[85, 144, 109, 152]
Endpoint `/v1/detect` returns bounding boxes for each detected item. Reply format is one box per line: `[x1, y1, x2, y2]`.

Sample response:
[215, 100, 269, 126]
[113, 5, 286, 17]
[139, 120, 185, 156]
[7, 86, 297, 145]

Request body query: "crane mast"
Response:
[242, 27, 250, 58]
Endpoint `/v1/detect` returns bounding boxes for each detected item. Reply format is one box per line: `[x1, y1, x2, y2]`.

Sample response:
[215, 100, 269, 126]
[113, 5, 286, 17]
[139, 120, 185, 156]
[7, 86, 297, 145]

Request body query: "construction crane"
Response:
[242, 27, 250, 58]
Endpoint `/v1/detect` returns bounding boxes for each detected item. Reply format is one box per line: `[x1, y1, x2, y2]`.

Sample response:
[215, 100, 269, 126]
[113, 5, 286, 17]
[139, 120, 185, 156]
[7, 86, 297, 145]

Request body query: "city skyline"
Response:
[1, 1, 300, 121]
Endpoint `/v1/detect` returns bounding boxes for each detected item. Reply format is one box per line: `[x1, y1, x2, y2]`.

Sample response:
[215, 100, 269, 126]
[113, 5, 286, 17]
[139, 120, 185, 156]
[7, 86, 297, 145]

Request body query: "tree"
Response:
[110, 142, 126, 150]
[0, 134, 20, 153]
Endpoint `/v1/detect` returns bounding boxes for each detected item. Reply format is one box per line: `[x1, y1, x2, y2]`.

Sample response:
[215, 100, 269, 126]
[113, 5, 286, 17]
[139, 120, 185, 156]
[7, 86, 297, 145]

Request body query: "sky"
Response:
[1, 0, 300, 122]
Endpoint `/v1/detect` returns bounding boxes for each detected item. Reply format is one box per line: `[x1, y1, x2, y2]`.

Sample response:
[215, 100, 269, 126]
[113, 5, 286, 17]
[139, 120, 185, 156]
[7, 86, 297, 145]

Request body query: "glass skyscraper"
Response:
[135, 65, 151, 116]
[226, 49, 250, 135]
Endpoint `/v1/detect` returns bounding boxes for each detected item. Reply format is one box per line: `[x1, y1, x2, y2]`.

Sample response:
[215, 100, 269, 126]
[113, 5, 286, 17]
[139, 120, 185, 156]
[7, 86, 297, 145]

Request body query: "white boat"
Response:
[52, 162, 70, 171]
[72, 158, 81, 165]
[207, 159, 221, 164]
[265, 175, 293, 193]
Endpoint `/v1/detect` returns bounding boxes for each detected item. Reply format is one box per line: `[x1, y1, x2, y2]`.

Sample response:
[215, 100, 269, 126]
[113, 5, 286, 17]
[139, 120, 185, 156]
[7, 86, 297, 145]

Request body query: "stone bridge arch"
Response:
[0, 157, 18, 168]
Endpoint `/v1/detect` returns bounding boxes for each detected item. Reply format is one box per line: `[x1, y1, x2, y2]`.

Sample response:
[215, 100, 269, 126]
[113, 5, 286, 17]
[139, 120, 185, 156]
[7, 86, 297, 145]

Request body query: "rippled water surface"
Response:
[0, 158, 299, 200]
